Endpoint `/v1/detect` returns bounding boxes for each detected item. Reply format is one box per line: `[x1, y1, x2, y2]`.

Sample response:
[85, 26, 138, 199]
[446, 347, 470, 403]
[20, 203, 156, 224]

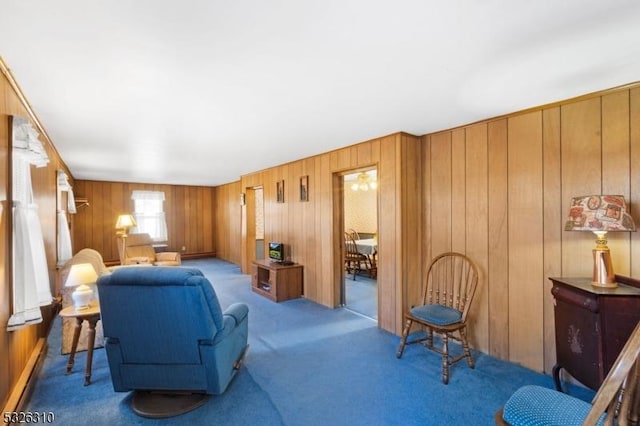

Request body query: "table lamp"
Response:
[65, 263, 98, 310]
[565, 195, 636, 288]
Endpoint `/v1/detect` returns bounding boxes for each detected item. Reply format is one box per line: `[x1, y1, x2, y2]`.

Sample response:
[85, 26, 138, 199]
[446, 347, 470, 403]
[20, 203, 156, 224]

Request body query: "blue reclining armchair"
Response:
[97, 266, 249, 418]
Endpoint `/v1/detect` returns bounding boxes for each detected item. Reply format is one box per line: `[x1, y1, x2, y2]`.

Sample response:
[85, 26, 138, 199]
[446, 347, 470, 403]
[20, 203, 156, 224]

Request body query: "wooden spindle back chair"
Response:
[396, 252, 479, 384]
[343, 232, 374, 280]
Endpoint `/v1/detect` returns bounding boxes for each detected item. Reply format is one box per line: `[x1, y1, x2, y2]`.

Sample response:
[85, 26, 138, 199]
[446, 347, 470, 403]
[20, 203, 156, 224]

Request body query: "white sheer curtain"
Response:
[56, 170, 74, 266]
[131, 190, 168, 241]
[58, 169, 76, 213]
[8, 117, 53, 331]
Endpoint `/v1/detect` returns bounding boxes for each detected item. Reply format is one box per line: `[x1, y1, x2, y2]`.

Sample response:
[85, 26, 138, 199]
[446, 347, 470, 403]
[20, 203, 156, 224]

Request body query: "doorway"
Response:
[341, 168, 378, 321]
[254, 187, 264, 259]
[244, 186, 264, 267]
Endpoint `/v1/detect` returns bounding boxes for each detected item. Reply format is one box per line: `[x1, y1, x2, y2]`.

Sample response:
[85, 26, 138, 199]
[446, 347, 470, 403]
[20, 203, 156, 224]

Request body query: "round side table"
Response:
[59, 300, 101, 386]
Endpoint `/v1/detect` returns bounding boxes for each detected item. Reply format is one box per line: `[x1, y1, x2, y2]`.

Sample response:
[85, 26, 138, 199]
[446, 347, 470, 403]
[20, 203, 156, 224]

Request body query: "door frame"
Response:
[243, 185, 263, 272]
[333, 165, 379, 311]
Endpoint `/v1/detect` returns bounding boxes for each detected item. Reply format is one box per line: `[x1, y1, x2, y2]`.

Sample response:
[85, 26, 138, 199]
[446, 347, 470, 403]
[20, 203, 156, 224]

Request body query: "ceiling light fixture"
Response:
[350, 172, 377, 191]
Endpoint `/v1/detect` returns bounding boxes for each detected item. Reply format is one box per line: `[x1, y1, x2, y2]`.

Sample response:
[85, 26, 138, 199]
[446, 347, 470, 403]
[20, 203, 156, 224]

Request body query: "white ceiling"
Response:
[1, 1, 640, 186]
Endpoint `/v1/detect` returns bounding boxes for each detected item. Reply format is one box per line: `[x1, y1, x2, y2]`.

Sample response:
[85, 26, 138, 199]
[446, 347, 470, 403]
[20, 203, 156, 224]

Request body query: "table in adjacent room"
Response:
[355, 238, 377, 255]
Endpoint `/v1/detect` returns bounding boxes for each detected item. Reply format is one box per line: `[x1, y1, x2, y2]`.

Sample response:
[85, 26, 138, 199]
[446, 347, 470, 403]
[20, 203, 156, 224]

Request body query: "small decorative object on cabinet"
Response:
[251, 259, 303, 302]
[549, 275, 640, 392]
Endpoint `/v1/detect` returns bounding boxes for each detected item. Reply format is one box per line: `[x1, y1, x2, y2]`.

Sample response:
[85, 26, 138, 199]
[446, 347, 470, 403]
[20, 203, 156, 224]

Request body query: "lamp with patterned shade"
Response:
[565, 195, 636, 288]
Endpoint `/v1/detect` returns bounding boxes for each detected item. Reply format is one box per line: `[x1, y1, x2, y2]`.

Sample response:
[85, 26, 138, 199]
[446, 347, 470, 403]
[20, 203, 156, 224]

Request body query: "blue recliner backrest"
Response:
[98, 267, 224, 365]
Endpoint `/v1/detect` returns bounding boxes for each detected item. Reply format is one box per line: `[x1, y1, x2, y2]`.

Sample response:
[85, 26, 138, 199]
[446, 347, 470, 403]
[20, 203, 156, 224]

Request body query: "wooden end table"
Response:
[59, 300, 101, 386]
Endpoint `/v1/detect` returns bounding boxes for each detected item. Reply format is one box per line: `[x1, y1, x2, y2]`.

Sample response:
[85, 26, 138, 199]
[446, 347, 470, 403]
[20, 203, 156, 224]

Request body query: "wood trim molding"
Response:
[432, 81, 640, 136]
[0, 56, 66, 170]
[2, 338, 48, 418]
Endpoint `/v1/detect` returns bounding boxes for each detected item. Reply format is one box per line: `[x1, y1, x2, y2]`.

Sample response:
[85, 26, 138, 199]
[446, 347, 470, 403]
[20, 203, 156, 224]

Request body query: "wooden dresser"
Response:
[549, 275, 640, 391]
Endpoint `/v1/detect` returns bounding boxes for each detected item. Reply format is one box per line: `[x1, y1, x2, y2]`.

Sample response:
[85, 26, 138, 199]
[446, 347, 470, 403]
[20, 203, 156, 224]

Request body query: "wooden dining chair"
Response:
[396, 252, 479, 384]
[346, 228, 360, 241]
[344, 232, 374, 280]
[495, 319, 640, 425]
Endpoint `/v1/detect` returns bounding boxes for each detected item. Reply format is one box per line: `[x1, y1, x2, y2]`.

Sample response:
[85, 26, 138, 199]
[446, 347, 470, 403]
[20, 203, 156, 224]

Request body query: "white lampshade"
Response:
[65, 263, 97, 310]
[65, 263, 98, 287]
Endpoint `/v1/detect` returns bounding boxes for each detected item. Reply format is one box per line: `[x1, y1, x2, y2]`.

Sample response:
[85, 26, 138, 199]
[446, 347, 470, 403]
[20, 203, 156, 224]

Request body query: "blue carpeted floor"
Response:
[345, 274, 377, 320]
[25, 258, 593, 425]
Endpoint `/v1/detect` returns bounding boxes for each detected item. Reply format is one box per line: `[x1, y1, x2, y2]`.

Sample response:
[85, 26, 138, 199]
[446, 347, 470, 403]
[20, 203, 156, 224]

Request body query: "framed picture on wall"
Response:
[300, 175, 309, 202]
[277, 180, 284, 203]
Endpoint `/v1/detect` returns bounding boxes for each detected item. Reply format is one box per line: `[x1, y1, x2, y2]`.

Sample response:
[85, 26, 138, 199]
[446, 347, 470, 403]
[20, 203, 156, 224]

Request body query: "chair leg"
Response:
[350, 261, 357, 280]
[441, 332, 450, 384]
[396, 317, 413, 358]
[460, 327, 475, 369]
[426, 329, 434, 349]
[345, 261, 356, 280]
[355, 261, 362, 280]
[368, 260, 377, 279]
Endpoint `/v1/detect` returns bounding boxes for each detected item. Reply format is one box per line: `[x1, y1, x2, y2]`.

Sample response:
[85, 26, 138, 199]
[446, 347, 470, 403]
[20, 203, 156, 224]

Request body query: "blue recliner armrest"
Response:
[209, 303, 248, 344]
[202, 302, 249, 394]
[224, 303, 249, 325]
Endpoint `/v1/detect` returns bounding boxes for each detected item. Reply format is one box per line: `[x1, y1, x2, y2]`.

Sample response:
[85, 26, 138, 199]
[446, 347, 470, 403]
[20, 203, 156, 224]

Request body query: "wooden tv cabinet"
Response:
[251, 259, 303, 302]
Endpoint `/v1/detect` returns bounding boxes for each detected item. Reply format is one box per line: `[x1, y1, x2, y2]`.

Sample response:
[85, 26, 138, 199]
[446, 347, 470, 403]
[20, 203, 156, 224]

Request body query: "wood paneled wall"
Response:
[1, 60, 67, 412]
[72, 180, 216, 264]
[213, 133, 422, 334]
[213, 181, 242, 264]
[422, 85, 640, 373]
[214, 83, 640, 373]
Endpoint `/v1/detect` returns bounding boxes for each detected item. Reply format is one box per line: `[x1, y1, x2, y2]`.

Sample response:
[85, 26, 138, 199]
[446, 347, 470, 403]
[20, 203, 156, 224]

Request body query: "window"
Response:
[131, 190, 168, 241]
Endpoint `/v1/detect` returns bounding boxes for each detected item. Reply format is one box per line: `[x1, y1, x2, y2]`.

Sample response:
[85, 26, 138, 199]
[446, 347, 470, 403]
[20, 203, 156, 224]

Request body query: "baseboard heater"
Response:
[2, 337, 48, 422]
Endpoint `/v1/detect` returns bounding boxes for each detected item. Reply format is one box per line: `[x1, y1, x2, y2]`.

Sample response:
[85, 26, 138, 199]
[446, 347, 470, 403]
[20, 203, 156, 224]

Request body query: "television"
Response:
[268, 242, 284, 263]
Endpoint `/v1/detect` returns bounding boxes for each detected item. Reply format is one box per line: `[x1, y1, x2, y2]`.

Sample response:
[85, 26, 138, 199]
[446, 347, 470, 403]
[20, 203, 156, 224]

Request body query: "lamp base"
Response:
[120, 232, 129, 266]
[71, 284, 94, 310]
[592, 248, 617, 288]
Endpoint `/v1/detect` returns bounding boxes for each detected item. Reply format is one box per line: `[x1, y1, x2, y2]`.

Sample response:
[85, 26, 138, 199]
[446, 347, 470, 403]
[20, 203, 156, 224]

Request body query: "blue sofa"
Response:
[97, 266, 249, 417]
